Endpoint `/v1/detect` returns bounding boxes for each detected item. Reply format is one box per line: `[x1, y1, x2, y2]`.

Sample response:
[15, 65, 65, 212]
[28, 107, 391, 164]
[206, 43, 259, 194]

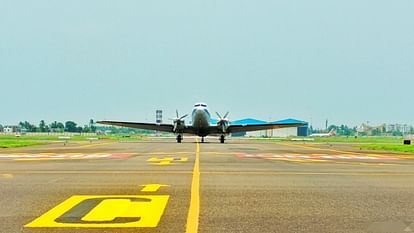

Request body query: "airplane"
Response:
[310, 128, 336, 137]
[97, 102, 305, 143]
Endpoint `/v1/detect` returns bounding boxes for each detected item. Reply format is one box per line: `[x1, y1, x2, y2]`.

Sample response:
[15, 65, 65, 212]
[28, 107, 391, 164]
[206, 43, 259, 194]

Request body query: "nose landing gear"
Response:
[176, 134, 182, 143]
[220, 135, 225, 144]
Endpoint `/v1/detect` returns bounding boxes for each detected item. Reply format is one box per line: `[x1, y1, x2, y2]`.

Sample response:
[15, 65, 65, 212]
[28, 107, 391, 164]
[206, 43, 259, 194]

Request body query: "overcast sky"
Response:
[1, 0, 413, 128]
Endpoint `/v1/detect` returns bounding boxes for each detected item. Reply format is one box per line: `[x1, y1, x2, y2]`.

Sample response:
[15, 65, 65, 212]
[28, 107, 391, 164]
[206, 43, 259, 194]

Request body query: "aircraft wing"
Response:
[97, 121, 175, 133]
[228, 122, 305, 133]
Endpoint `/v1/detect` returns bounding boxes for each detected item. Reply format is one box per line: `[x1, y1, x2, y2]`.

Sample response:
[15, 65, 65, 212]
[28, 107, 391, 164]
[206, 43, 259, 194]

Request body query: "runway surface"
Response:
[1, 138, 414, 233]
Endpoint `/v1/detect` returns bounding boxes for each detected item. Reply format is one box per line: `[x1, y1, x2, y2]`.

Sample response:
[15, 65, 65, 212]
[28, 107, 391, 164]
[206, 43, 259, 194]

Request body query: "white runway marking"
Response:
[0, 153, 134, 160]
[235, 153, 400, 161]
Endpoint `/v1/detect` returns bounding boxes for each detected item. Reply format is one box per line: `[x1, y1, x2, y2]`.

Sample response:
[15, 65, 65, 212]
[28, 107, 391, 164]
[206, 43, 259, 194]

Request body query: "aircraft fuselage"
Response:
[191, 103, 211, 137]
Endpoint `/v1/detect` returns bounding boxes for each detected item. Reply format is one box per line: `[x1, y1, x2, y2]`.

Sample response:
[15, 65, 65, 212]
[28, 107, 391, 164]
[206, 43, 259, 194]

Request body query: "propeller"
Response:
[216, 111, 230, 133]
[170, 110, 188, 132]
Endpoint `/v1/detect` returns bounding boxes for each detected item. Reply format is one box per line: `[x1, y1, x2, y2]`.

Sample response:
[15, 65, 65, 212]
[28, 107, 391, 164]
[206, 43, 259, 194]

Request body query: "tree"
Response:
[50, 121, 58, 129]
[82, 125, 91, 133]
[39, 120, 47, 132]
[57, 122, 64, 129]
[19, 121, 37, 132]
[50, 121, 64, 133]
[65, 121, 78, 132]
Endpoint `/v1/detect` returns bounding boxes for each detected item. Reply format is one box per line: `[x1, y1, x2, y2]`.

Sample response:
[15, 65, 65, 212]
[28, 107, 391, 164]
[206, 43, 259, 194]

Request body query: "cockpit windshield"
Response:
[194, 103, 207, 107]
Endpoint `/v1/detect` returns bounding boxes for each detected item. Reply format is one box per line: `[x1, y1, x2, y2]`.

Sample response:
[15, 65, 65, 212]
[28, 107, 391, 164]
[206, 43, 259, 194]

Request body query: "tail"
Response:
[329, 129, 337, 136]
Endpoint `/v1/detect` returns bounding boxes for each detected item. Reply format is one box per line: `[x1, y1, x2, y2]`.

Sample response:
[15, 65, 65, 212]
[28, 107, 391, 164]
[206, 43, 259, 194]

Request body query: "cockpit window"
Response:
[201, 104, 207, 107]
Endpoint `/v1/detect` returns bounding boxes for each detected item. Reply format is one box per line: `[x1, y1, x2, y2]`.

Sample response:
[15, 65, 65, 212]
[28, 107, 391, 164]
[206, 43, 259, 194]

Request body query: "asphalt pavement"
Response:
[0, 137, 413, 233]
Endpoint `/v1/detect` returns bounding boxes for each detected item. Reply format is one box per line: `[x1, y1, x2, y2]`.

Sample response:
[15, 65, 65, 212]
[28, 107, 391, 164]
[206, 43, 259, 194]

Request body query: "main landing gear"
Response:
[220, 135, 225, 144]
[176, 134, 182, 143]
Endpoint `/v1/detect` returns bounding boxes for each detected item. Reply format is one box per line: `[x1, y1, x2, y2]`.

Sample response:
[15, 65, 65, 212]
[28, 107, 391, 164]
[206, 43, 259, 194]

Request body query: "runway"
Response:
[0, 138, 413, 233]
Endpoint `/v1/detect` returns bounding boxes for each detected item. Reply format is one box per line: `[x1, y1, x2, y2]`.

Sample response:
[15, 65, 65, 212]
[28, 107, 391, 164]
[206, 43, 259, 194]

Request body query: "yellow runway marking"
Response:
[141, 184, 169, 192]
[1, 173, 13, 179]
[147, 157, 188, 165]
[186, 140, 200, 233]
[14, 158, 66, 161]
[25, 195, 169, 228]
[141, 151, 234, 156]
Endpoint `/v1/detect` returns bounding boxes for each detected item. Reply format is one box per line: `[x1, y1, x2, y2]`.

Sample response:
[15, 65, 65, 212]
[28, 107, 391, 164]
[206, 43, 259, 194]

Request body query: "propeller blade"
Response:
[215, 112, 222, 119]
[179, 114, 188, 120]
[176, 110, 179, 118]
[223, 111, 229, 119]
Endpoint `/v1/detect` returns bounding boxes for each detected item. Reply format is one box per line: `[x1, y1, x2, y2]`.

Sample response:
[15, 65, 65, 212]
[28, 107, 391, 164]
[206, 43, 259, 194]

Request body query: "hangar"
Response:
[230, 118, 309, 137]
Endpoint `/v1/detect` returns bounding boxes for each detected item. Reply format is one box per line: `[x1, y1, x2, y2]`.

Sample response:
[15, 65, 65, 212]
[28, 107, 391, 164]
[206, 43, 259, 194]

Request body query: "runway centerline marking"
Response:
[186, 139, 200, 233]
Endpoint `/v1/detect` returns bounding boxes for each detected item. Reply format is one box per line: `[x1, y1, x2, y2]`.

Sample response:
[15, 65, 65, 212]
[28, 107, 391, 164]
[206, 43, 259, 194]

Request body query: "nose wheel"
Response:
[220, 135, 225, 144]
[176, 135, 182, 143]
[201, 137, 205, 143]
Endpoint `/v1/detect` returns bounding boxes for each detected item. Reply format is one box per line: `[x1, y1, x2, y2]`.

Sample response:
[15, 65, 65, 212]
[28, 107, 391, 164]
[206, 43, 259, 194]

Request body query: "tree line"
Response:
[15, 120, 153, 134]
[18, 119, 97, 133]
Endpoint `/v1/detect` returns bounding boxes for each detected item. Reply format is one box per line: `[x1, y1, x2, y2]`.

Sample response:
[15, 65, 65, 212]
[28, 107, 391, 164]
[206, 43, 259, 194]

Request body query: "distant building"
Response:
[3, 125, 19, 133]
[385, 124, 412, 135]
[272, 119, 309, 137]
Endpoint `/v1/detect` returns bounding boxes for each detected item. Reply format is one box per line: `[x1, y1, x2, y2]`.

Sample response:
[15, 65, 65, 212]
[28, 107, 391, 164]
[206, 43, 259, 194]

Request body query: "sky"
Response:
[1, 0, 413, 129]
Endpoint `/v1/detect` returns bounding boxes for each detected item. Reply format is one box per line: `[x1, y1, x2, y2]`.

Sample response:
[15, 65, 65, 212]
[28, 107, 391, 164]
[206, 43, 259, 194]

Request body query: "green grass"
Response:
[0, 134, 145, 141]
[0, 135, 96, 141]
[311, 136, 404, 144]
[0, 140, 47, 148]
[360, 144, 414, 153]
[0, 134, 145, 148]
[255, 136, 404, 144]
[0, 135, 59, 141]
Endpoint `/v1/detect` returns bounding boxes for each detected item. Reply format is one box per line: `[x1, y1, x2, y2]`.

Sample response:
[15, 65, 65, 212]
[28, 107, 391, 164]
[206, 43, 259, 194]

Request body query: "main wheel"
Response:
[177, 135, 182, 143]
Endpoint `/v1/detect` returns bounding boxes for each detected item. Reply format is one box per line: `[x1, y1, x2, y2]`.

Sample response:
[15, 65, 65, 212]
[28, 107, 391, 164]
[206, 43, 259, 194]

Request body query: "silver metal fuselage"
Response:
[191, 103, 211, 137]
